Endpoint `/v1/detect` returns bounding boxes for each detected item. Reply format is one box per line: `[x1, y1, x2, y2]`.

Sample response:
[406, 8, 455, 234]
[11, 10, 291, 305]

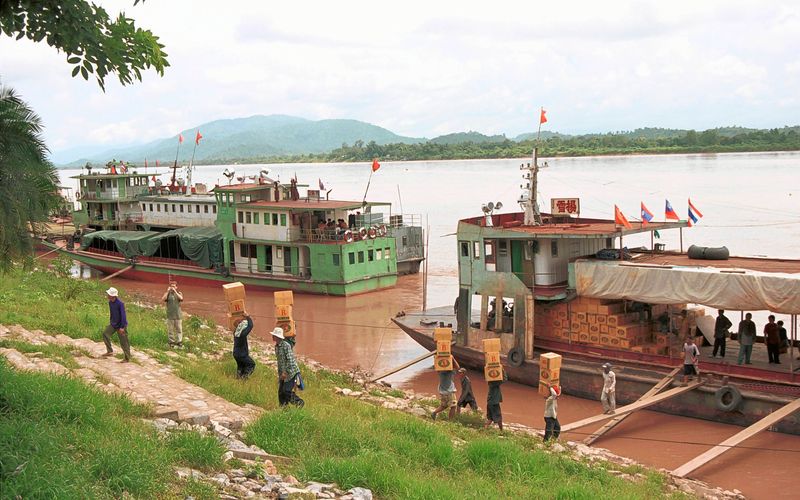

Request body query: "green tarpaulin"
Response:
[81, 227, 223, 268]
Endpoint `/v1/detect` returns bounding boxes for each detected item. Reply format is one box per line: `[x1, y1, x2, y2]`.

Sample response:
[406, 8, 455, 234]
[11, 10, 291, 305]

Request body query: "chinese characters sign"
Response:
[550, 198, 580, 216]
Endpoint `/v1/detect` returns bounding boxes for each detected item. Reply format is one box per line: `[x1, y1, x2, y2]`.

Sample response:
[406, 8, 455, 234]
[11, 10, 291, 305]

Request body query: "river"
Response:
[59, 152, 800, 498]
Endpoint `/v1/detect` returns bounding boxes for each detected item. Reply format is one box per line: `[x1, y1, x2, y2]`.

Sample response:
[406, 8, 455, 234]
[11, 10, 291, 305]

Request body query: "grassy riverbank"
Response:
[0, 266, 686, 499]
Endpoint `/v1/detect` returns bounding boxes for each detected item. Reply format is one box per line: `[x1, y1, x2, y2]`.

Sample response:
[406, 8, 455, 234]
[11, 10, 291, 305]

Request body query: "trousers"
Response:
[712, 338, 726, 357]
[737, 344, 753, 364]
[601, 390, 616, 412]
[102, 324, 131, 360]
[234, 355, 256, 378]
[278, 376, 304, 407]
[544, 417, 561, 441]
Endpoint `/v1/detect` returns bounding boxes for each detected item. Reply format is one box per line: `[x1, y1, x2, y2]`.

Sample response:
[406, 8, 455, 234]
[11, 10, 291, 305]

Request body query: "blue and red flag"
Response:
[687, 198, 703, 227]
[665, 199, 680, 221]
[641, 202, 654, 226]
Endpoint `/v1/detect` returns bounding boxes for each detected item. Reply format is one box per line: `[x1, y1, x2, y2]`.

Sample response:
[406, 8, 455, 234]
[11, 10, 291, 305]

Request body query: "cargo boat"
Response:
[395, 149, 800, 434]
[47, 164, 423, 295]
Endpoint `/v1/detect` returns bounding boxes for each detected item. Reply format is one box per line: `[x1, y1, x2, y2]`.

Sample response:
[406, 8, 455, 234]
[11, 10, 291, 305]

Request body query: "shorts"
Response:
[487, 403, 502, 423]
[439, 392, 457, 408]
[683, 364, 697, 376]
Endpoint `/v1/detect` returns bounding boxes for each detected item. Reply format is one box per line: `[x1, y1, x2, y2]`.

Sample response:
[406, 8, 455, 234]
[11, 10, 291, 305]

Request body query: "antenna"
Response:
[519, 148, 543, 225]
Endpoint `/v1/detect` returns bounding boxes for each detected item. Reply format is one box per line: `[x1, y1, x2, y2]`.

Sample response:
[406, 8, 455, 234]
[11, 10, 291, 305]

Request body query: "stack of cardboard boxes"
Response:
[434, 327, 454, 371]
[538, 352, 561, 395]
[274, 290, 295, 340]
[482, 337, 503, 381]
[222, 282, 247, 330]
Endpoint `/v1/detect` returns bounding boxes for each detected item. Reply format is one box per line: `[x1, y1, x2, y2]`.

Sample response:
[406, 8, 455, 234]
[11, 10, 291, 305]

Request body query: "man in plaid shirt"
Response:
[272, 327, 303, 407]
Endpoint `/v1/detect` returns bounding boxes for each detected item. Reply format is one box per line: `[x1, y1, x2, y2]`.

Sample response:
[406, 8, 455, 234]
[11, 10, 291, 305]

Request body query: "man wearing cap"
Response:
[273, 327, 303, 407]
[543, 384, 561, 442]
[456, 368, 478, 414]
[232, 312, 255, 378]
[601, 363, 616, 414]
[102, 287, 132, 362]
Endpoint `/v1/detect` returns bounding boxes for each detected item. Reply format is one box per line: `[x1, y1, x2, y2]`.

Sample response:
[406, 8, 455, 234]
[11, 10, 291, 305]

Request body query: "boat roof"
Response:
[241, 200, 390, 211]
[71, 171, 160, 179]
[140, 194, 217, 203]
[628, 251, 800, 274]
[211, 181, 309, 192]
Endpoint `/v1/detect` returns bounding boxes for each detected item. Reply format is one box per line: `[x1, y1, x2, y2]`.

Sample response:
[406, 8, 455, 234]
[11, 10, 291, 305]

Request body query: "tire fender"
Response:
[507, 347, 524, 367]
[714, 385, 742, 412]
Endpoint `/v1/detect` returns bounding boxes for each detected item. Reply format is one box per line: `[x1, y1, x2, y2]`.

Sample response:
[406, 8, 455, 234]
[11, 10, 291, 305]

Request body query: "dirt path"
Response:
[0, 323, 260, 426]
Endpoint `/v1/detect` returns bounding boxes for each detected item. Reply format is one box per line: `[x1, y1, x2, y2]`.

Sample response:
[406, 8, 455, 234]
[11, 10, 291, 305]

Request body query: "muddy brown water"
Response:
[89, 269, 800, 500]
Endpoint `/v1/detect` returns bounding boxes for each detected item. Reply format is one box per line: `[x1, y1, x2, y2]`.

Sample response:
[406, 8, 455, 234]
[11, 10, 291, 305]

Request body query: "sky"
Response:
[1, 0, 799, 162]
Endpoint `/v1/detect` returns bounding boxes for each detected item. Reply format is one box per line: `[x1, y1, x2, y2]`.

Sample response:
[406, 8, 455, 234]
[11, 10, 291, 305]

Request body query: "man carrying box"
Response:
[456, 368, 478, 413]
[273, 327, 304, 407]
[543, 384, 561, 442]
[485, 367, 507, 431]
[232, 312, 256, 379]
[431, 355, 460, 420]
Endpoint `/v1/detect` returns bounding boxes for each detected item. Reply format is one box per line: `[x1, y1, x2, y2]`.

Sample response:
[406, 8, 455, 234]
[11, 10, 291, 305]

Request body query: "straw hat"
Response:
[106, 287, 119, 297]
[270, 327, 285, 339]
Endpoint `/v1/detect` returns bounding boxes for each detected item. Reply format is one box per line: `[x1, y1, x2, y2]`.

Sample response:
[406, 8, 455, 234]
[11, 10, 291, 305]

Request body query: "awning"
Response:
[575, 260, 800, 314]
[81, 227, 223, 268]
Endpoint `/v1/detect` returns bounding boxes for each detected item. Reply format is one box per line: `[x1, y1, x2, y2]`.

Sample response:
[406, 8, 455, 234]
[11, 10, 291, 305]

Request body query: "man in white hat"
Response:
[272, 327, 303, 407]
[102, 287, 131, 362]
[601, 362, 616, 414]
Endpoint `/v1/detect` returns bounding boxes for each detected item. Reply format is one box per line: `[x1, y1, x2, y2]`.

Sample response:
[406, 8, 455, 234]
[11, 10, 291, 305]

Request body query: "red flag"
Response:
[614, 205, 632, 229]
[539, 108, 548, 124]
[195, 130, 203, 145]
[178, 134, 184, 144]
[372, 158, 381, 172]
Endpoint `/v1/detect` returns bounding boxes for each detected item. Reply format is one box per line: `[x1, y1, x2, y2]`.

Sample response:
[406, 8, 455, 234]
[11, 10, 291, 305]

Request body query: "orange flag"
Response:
[195, 130, 203, 145]
[539, 108, 548, 124]
[372, 158, 381, 172]
[614, 205, 632, 229]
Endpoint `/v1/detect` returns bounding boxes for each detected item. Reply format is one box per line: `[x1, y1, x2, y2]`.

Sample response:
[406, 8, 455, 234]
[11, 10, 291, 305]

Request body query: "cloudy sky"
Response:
[1, 0, 798, 161]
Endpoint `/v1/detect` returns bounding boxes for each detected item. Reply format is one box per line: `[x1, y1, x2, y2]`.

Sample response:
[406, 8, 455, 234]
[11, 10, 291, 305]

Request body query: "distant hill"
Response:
[513, 131, 569, 141]
[429, 131, 506, 145]
[62, 114, 424, 166]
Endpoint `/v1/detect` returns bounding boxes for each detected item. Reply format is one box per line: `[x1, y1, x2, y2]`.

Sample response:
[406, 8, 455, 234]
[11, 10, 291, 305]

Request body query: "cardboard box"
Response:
[485, 365, 504, 382]
[434, 354, 453, 372]
[538, 380, 560, 396]
[552, 319, 563, 329]
[599, 324, 609, 334]
[655, 334, 668, 346]
[587, 313, 597, 325]
[597, 302, 624, 315]
[222, 282, 246, 302]
[434, 327, 453, 343]
[540, 352, 562, 371]
[437, 341, 452, 356]
[589, 333, 600, 344]
[275, 304, 293, 321]
[589, 324, 600, 335]
[557, 310, 568, 320]
[482, 338, 501, 353]
[485, 351, 501, 365]
[227, 299, 246, 314]
[576, 312, 587, 323]
[274, 290, 294, 306]
[276, 319, 296, 337]
[570, 321, 581, 331]
[539, 368, 558, 383]
[579, 332, 590, 343]
[599, 334, 612, 345]
[227, 312, 245, 331]
[596, 314, 607, 324]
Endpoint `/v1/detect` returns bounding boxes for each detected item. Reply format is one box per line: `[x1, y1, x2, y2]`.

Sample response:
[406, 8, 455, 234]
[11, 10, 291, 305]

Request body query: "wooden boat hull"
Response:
[394, 314, 800, 435]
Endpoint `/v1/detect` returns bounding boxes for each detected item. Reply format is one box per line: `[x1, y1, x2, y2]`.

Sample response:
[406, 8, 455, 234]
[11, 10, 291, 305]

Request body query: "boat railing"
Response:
[388, 214, 421, 228]
[237, 261, 312, 279]
[292, 227, 384, 244]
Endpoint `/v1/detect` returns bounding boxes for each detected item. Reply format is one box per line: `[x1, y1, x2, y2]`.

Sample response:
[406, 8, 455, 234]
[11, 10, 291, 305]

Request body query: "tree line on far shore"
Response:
[197, 126, 800, 165]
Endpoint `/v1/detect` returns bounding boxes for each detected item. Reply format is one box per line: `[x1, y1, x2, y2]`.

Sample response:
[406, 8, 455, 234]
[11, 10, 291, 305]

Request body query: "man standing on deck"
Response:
[764, 315, 781, 364]
[601, 363, 616, 414]
[162, 281, 184, 348]
[102, 287, 131, 362]
[712, 310, 732, 358]
[431, 356, 460, 420]
[273, 327, 303, 407]
[737, 313, 756, 365]
[456, 368, 478, 413]
[682, 338, 700, 386]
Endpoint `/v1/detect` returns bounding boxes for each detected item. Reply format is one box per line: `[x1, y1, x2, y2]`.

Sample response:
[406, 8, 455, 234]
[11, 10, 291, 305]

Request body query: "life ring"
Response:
[714, 386, 742, 412]
[507, 347, 524, 367]
[368, 227, 377, 239]
[377, 224, 387, 237]
[358, 227, 368, 239]
[344, 230, 354, 243]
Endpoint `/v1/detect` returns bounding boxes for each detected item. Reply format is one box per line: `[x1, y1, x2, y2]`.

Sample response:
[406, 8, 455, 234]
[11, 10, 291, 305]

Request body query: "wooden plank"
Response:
[34, 247, 61, 260]
[100, 265, 134, 282]
[672, 397, 800, 478]
[584, 367, 681, 445]
[561, 380, 702, 433]
[369, 351, 435, 382]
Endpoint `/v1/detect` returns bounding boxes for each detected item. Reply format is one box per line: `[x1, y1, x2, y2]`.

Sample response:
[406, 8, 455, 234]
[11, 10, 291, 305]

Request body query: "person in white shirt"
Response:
[601, 363, 616, 414]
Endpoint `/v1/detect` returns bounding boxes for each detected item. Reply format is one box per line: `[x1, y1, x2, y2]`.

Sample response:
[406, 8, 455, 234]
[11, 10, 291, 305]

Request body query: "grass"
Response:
[0, 267, 688, 499]
[0, 358, 224, 499]
[0, 338, 81, 369]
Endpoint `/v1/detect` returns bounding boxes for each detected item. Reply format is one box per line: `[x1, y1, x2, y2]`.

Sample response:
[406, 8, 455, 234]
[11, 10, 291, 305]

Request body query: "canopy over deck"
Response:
[575, 259, 800, 314]
[80, 227, 223, 268]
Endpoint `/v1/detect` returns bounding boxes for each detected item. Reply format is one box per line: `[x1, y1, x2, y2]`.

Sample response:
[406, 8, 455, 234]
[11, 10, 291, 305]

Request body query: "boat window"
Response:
[164, 204, 168, 212]
[241, 194, 251, 203]
[384, 247, 391, 258]
[358, 251, 365, 263]
[246, 212, 252, 224]
[348, 252, 355, 265]
[149, 203, 153, 212]
[213, 205, 217, 214]
[332, 254, 340, 266]
[551, 240, 559, 257]
[196, 205, 200, 213]
[272, 214, 279, 225]
[376, 249, 382, 260]
[460, 241, 470, 258]
[280, 214, 287, 226]
[473, 241, 480, 259]
[484, 242, 494, 259]
[264, 212, 271, 225]
[402, 236, 408, 247]
[180, 205, 184, 213]
[171, 204, 176, 213]
[606, 237, 613, 248]
[240, 243, 250, 257]
[204, 205, 209, 213]
[157, 204, 161, 212]
[253, 212, 259, 224]
[141, 204, 146, 211]
[368, 250, 374, 261]
[238, 211, 244, 223]
[524, 242, 532, 260]
[498, 240, 508, 257]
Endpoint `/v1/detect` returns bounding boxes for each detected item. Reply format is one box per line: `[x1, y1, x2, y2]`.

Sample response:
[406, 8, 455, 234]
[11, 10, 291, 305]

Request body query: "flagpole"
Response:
[188, 130, 200, 187]
[536, 106, 544, 143]
[171, 137, 182, 189]
[362, 168, 374, 208]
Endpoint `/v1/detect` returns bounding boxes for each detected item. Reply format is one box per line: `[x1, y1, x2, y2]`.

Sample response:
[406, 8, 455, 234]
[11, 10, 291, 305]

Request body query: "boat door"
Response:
[511, 240, 524, 281]
[458, 241, 472, 286]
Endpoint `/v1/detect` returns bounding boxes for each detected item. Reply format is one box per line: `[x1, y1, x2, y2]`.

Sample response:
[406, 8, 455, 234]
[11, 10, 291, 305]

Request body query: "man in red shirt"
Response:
[764, 315, 781, 364]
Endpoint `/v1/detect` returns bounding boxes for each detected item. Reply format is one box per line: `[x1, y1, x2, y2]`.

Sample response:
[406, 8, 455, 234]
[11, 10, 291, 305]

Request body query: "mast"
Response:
[520, 147, 543, 225]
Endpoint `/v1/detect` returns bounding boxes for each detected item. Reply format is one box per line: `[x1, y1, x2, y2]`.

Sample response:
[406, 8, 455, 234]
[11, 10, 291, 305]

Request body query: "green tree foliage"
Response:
[0, 84, 60, 270]
[0, 0, 168, 90]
